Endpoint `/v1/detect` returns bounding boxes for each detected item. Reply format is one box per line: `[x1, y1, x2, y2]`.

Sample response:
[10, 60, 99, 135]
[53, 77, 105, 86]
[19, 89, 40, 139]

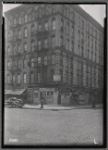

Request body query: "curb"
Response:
[22, 105, 102, 110]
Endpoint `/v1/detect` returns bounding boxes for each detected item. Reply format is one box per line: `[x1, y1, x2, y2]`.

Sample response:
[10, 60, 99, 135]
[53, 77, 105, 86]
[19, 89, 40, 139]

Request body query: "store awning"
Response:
[5, 89, 26, 96]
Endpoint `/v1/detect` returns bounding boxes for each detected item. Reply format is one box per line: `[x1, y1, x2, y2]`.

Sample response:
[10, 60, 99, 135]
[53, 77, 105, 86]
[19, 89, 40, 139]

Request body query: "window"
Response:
[14, 18, 16, 26]
[24, 14, 27, 23]
[67, 22, 70, 34]
[24, 59, 27, 68]
[31, 40, 35, 51]
[38, 57, 41, 64]
[24, 73, 26, 83]
[24, 42, 27, 51]
[82, 20, 84, 30]
[7, 61, 11, 68]
[44, 39, 48, 48]
[51, 36, 55, 48]
[18, 30, 21, 39]
[18, 44, 21, 52]
[7, 75, 11, 84]
[24, 27, 27, 37]
[52, 19, 56, 30]
[52, 55, 55, 64]
[78, 16, 80, 27]
[44, 56, 47, 65]
[38, 72, 41, 83]
[45, 21, 48, 30]
[61, 19, 64, 31]
[18, 60, 21, 69]
[67, 38, 69, 50]
[13, 75, 15, 83]
[31, 58, 34, 67]
[13, 46, 16, 55]
[61, 36, 63, 46]
[95, 30, 97, 38]
[71, 41, 74, 51]
[30, 73, 34, 84]
[18, 16, 21, 24]
[7, 46, 10, 54]
[38, 23, 42, 31]
[72, 25, 74, 35]
[18, 74, 21, 84]
[38, 40, 41, 50]
[31, 24, 35, 34]
[50, 69, 54, 81]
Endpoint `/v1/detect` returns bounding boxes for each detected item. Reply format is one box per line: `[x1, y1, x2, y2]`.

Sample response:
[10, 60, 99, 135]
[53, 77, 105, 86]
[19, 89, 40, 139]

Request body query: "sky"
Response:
[3, 4, 106, 26]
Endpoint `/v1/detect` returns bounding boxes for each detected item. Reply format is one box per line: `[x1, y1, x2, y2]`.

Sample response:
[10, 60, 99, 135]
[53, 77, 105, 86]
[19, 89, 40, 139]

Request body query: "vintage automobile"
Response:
[5, 97, 24, 108]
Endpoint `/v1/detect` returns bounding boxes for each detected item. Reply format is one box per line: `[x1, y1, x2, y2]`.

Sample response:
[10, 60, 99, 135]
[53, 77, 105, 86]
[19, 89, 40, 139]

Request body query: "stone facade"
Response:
[5, 4, 104, 105]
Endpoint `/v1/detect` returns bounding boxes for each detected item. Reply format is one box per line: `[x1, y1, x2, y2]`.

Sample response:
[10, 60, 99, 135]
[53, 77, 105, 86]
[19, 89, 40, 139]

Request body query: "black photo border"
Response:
[0, 0, 107, 149]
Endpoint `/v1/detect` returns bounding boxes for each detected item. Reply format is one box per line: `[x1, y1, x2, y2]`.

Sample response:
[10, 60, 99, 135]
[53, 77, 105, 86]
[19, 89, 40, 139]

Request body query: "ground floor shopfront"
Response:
[26, 86, 103, 105]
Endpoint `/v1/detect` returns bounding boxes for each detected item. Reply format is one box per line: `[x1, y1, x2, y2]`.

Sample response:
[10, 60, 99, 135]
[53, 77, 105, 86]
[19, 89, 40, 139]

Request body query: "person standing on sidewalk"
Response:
[40, 93, 45, 109]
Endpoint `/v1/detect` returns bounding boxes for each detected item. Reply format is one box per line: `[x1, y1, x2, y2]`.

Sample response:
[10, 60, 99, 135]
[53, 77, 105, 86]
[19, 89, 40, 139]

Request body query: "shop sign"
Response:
[53, 74, 61, 81]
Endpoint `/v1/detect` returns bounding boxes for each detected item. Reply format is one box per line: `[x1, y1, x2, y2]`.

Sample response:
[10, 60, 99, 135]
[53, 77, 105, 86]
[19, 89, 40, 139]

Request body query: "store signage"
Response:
[53, 74, 61, 81]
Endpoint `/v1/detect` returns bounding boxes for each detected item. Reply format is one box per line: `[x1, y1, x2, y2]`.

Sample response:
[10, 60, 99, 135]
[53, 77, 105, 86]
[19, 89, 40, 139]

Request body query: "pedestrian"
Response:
[40, 96, 44, 109]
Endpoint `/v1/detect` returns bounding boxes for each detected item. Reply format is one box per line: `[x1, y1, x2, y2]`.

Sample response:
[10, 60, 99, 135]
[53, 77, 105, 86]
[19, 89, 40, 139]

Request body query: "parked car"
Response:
[5, 97, 24, 108]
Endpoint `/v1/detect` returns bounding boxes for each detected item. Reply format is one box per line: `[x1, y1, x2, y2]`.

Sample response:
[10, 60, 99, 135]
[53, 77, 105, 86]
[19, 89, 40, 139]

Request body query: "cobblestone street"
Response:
[4, 108, 103, 146]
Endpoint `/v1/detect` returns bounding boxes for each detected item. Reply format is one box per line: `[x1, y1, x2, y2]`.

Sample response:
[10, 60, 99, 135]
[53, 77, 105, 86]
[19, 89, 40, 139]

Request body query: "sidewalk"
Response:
[23, 104, 103, 110]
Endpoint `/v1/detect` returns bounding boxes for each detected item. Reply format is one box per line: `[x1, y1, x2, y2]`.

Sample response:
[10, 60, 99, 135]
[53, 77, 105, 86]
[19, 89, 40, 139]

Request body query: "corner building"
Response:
[5, 4, 104, 105]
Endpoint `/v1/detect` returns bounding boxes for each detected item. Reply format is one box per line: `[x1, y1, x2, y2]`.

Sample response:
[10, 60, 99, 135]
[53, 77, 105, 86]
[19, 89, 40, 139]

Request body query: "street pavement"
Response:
[23, 104, 103, 110]
[4, 107, 103, 146]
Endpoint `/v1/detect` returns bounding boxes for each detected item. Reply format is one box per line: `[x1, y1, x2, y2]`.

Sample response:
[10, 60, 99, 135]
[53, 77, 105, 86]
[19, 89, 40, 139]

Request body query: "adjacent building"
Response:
[5, 4, 104, 105]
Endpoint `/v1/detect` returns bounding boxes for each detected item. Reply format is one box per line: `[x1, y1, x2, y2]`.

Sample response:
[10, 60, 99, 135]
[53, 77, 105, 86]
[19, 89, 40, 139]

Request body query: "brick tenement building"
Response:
[5, 4, 104, 105]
